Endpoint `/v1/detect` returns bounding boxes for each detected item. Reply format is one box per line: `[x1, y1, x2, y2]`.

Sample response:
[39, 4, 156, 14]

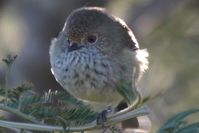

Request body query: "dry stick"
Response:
[0, 106, 149, 132]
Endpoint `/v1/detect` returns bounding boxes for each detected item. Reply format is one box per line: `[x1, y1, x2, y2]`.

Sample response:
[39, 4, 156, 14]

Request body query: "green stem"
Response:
[0, 106, 149, 132]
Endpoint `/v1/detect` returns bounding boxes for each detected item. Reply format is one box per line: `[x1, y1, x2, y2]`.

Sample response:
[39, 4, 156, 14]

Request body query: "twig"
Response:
[106, 106, 149, 125]
[4, 63, 10, 106]
[0, 106, 149, 132]
[2, 55, 18, 105]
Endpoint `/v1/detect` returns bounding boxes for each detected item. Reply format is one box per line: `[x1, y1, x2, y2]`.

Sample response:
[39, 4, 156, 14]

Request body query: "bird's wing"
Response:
[114, 17, 139, 51]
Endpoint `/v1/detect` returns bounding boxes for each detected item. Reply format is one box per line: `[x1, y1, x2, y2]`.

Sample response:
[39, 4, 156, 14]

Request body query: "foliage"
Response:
[0, 83, 98, 127]
[0, 83, 32, 104]
[157, 109, 199, 133]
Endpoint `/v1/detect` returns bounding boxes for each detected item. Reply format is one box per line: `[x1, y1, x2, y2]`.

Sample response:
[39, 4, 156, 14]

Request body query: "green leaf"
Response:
[0, 82, 98, 127]
[175, 122, 199, 133]
[157, 108, 199, 133]
[116, 82, 136, 104]
[0, 83, 33, 108]
[17, 89, 97, 126]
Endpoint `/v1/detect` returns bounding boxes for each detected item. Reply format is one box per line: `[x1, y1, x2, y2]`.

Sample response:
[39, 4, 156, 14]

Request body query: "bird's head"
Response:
[60, 7, 139, 56]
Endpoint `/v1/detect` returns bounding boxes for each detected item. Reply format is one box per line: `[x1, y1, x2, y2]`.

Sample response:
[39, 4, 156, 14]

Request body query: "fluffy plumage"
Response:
[49, 7, 149, 111]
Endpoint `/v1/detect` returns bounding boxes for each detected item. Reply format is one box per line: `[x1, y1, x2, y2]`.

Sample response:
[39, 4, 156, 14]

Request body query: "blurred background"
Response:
[0, 0, 198, 132]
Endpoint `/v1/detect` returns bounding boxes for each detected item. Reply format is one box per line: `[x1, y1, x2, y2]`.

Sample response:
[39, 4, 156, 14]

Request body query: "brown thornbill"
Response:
[49, 7, 150, 132]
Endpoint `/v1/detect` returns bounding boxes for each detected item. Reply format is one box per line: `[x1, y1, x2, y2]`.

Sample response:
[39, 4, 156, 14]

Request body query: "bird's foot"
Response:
[96, 106, 113, 125]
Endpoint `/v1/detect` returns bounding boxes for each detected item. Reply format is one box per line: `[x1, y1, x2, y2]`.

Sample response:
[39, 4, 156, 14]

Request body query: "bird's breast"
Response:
[51, 49, 123, 105]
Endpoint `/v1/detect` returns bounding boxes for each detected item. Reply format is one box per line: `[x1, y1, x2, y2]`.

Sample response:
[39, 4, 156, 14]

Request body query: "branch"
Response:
[0, 106, 149, 132]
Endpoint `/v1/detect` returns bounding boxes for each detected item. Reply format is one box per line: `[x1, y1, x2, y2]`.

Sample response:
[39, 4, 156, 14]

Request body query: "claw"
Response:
[96, 106, 113, 125]
[97, 110, 108, 124]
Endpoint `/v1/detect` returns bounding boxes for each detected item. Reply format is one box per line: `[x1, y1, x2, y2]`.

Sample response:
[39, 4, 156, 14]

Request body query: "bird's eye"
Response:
[87, 35, 97, 44]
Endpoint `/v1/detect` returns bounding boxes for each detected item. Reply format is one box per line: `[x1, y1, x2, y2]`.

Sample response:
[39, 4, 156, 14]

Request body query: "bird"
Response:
[49, 7, 149, 115]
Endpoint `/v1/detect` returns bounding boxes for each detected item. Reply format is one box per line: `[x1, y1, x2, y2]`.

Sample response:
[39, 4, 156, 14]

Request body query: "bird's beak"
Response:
[67, 42, 83, 52]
